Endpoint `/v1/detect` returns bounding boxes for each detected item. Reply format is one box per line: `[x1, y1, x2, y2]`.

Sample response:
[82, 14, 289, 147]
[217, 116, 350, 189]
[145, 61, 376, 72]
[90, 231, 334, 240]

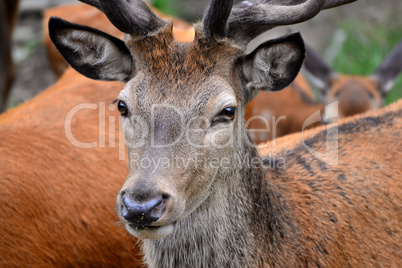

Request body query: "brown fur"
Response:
[327, 75, 382, 118]
[257, 100, 402, 267]
[0, 68, 144, 267]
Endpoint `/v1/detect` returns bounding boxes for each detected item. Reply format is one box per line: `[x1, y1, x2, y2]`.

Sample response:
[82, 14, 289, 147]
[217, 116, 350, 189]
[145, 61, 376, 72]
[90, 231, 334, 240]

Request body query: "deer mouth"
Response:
[125, 222, 175, 240]
[128, 224, 160, 230]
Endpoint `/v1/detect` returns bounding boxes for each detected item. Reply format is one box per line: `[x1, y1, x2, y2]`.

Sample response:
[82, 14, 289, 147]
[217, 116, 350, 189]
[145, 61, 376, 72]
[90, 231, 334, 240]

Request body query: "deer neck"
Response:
[142, 140, 299, 268]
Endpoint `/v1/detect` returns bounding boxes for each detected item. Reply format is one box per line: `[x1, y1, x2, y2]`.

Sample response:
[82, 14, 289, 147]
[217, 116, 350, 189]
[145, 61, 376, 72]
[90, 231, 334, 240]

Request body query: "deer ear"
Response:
[371, 41, 402, 95]
[303, 43, 335, 98]
[48, 16, 133, 82]
[241, 32, 305, 99]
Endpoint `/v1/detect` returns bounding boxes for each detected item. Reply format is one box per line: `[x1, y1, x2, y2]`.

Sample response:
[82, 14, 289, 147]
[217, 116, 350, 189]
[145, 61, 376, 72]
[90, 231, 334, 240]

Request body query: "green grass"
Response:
[329, 22, 402, 104]
[152, 0, 177, 16]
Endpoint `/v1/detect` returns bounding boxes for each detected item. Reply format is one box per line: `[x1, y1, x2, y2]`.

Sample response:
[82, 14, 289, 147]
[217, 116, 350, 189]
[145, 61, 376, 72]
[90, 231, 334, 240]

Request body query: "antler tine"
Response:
[78, 0, 167, 37]
[227, 0, 357, 47]
[322, 0, 357, 9]
[203, 0, 234, 40]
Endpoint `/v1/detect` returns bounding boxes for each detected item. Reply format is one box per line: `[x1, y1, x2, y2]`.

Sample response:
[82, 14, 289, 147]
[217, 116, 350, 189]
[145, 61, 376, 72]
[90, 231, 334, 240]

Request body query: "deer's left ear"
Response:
[49, 16, 133, 82]
[240, 32, 305, 100]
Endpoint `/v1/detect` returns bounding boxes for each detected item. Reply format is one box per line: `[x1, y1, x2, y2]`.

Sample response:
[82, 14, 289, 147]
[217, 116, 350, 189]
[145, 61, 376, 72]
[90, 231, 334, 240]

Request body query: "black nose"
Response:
[121, 194, 168, 226]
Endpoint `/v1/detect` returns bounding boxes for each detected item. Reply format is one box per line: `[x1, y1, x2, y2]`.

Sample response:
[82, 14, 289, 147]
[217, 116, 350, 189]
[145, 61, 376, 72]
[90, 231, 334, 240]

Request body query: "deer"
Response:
[48, 0, 402, 267]
[304, 40, 402, 120]
[0, 0, 20, 111]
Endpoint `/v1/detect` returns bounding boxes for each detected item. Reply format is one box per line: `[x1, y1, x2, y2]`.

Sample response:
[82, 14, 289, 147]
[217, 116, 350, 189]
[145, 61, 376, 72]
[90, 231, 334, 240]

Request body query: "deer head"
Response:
[304, 41, 402, 118]
[49, 0, 356, 240]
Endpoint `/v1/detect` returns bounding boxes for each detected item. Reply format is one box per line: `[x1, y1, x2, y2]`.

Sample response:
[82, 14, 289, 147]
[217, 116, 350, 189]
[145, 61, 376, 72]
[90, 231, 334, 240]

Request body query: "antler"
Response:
[203, 0, 357, 46]
[78, 0, 167, 37]
[203, 0, 234, 39]
[76, 0, 357, 47]
[228, 0, 357, 46]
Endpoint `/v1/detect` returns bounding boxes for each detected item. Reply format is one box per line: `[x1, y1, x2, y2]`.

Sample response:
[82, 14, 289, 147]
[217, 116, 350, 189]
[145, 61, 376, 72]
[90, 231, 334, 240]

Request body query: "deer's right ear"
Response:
[48, 17, 133, 82]
[240, 32, 305, 100]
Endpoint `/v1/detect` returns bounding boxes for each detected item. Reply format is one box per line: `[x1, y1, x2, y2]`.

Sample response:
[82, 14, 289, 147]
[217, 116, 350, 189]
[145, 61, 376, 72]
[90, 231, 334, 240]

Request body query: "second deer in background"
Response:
[246, 40, 402, 143]
[304, 41, 402, 121]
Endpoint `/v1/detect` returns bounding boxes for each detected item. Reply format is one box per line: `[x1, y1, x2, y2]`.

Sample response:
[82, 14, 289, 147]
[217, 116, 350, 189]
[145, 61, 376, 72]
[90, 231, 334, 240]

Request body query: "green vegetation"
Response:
[152, 0, 177, 16]
[330, 22, 402, 104]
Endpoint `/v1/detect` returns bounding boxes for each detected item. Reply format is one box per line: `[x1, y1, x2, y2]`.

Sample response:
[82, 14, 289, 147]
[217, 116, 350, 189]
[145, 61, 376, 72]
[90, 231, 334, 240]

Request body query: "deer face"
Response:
[49, 0, 340, 240]
[113, 28, 303, 239]
[327, 75, 382, 118]
[304, 41, 402, 120]
[115, 38, 242, 239]
[117, 78, 240, 238]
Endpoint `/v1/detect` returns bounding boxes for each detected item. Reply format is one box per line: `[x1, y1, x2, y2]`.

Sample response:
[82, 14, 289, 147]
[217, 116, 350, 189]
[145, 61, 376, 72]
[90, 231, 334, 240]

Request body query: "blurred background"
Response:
[4, 0, 402, 110]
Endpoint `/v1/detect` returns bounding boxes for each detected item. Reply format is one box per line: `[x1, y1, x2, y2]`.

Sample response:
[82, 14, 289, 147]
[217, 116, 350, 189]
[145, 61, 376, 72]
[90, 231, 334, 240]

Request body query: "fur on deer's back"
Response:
[0, 68, 144, 267]
[257, 99, 402, 267]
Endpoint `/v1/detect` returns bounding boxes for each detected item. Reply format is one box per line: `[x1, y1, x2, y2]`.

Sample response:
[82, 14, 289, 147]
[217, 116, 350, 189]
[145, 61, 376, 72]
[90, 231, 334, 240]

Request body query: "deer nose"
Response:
[121, 194, 168, 226]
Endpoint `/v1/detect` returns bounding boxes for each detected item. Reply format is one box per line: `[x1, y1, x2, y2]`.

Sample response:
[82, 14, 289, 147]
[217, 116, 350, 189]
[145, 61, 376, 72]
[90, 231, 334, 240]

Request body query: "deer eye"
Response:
[221, 107, 236, 120]
[117, 100, 128, 116]
[213, 106, 237, 125]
